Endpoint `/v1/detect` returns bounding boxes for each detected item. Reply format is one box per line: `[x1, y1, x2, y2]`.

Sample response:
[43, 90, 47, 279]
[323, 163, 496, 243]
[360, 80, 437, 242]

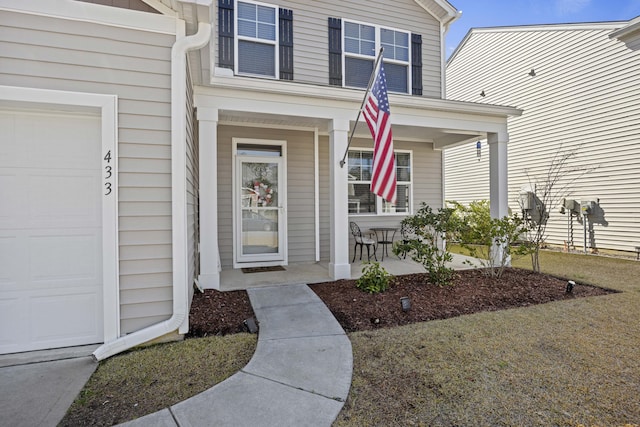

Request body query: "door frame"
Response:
[232, 138, 288, 268]
[0, 85, 119, 347]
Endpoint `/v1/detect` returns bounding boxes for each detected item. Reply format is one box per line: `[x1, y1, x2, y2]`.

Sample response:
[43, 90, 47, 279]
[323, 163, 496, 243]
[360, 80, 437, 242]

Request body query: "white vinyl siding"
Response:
[0, 10, 176, 334]
[446, 25, 640, 253]
[214, 0, 442, 97]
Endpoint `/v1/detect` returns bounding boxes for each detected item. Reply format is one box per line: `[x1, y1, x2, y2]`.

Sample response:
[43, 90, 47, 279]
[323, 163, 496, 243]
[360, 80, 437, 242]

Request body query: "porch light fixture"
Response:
[476, 141, 482, 160]
[528, 68, 536, 77]
[400, 297, 411, 312]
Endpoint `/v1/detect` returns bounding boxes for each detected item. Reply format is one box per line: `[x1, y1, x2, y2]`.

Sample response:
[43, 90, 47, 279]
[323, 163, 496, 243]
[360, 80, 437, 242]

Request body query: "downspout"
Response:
[93, 21, 212, 361]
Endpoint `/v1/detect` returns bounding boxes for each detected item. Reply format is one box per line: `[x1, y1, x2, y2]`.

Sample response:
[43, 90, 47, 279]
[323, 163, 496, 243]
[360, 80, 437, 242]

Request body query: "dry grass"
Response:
[60, 334, 257, 426]
[336, 251, 640, 426]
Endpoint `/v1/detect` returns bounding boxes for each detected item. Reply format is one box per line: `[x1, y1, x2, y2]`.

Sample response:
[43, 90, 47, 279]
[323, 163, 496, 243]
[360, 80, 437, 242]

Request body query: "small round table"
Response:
[370, 227, 398, 261]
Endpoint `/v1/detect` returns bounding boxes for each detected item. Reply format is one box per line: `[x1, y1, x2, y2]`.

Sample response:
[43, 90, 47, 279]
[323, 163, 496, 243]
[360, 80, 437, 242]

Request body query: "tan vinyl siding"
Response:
[0, 10, 176, 333]
[186, 69, 199, 306]
[217, 125, 317, 267]
[446, 25, 640, 253]
[214, 0, 442, 97]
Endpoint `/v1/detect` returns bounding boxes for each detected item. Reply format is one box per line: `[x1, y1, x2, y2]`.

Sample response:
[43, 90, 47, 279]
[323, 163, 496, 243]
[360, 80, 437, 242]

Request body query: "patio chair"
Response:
[350, 221, 377, 263]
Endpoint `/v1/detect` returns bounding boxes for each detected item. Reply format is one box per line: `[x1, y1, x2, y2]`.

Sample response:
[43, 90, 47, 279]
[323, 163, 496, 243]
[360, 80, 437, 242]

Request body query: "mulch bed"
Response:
[187, 268, 615, 337]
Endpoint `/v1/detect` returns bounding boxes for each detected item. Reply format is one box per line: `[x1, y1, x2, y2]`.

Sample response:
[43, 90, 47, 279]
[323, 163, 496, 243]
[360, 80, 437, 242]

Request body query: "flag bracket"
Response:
[339, 47, 385, 168]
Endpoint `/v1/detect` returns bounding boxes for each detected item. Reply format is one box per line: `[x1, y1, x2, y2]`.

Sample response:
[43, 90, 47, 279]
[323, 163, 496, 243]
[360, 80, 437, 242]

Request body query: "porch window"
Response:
[343, 20, 410, 93]
[348, 149, 412, 215]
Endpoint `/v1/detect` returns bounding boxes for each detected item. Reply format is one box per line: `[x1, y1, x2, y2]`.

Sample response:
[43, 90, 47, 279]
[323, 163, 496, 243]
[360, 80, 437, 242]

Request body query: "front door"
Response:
[234, 141, 286, 266]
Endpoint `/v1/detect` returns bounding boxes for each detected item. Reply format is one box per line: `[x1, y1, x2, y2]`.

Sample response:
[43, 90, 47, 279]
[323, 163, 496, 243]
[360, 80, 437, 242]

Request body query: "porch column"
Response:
[488, 131, 509, 218]
[488, 130, 510, 266]
[329, 119, 351, 279]
[198, 107, 220, 289]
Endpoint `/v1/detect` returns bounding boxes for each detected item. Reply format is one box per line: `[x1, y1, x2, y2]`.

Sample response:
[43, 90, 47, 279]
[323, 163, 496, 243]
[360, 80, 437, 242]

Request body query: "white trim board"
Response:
[0, 85, 120, 345]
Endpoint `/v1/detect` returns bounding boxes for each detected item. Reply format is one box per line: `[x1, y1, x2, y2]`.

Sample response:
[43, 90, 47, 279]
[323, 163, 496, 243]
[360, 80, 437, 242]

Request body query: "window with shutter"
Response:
[218, 0, 293, 79]
[329, 17, 421, 96]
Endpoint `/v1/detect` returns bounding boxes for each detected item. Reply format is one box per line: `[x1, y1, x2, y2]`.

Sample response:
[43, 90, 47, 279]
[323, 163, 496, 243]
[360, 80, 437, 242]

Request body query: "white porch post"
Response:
[197, 107, 221, 289]
[329, 119, 351, 279]
[488, 130, 510, 265]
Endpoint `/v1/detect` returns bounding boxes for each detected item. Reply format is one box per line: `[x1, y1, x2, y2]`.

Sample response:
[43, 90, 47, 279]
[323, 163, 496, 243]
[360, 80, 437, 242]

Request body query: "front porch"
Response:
[218, 253, 478, 291]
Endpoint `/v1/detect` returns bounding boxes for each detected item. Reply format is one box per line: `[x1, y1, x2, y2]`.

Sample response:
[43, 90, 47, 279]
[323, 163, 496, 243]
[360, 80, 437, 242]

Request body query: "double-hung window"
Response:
[236, 0, 278, 78]
[343, 20, 410, 93]
[348, 149, 412, 215]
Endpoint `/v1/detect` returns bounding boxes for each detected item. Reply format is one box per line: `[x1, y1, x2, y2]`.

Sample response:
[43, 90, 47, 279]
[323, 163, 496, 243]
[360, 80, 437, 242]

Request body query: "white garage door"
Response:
[0, 109, 104, 354]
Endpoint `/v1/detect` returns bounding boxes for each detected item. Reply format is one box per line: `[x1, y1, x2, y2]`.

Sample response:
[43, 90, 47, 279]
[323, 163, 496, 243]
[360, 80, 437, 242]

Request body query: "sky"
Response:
[445, 0, 640, 58]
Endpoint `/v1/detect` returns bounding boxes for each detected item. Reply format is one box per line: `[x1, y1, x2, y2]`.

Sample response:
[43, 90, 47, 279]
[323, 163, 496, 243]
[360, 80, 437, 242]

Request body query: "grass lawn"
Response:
[63, 250, 639, 426]
[336, 251, 640, 426]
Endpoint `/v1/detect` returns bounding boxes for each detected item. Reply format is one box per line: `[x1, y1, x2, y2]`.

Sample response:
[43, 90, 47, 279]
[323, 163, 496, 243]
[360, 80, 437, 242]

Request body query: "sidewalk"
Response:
[120, 283, 353, 426]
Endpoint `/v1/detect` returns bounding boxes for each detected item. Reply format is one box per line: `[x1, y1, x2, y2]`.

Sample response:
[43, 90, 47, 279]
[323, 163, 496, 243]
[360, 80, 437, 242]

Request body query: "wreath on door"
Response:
[248, 180, 275, 206]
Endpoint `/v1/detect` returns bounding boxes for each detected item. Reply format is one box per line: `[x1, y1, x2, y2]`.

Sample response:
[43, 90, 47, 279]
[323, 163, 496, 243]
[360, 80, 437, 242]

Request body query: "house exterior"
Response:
[0, 0, 520, 359]
[445, 21, 640, 255]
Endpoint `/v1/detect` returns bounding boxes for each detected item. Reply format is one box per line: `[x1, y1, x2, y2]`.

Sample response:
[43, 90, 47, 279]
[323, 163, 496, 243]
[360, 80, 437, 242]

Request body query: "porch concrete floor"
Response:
[218, 253, 477, 291]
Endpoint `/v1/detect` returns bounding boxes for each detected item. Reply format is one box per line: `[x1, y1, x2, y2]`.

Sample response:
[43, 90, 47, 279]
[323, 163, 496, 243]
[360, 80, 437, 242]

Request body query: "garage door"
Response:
[0, 109, 104, 354]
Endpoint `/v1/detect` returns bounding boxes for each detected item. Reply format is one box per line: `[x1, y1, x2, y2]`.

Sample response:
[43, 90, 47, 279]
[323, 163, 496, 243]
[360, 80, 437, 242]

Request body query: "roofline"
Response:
[447, 20, 628, 66]
[414, 0, 461, 25]
[610, 15, 640, 41]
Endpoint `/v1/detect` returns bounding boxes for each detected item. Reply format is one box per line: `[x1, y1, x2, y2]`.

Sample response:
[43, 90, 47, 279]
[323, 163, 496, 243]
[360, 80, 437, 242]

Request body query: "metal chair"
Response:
[350, 222, 377, 262]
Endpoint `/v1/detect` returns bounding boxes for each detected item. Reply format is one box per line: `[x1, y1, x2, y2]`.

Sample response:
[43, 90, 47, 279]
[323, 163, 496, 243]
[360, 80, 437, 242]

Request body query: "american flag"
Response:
[363, 60, 396, 204]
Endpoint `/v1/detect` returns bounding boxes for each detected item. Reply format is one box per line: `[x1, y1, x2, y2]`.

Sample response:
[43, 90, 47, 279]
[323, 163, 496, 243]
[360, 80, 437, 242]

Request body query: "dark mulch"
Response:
[187, 289, 255, 337]
[310, 268, 615, 333]
[187, 268, 615, 337]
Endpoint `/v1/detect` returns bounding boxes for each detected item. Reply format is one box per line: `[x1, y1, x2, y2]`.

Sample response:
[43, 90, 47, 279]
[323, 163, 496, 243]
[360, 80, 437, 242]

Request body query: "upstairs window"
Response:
[343, 20, 410, 94]
[236, 1, 277, 77]
[218, 0, 293, 80]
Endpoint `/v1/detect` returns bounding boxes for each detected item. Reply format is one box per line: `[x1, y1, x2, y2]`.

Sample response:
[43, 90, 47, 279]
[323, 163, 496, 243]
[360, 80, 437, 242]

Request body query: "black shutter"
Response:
[279, 8, 294, 80]
[218, 0, 234, 69]
[411, 33, 422, 95]
[328, 17, 342, 86]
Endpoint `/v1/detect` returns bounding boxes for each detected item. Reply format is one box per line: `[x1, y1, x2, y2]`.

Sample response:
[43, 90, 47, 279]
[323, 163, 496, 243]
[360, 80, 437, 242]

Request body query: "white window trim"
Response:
[341, 19, 412, 94]
[234, 0, 280, 79]
[348, 147, 413, 216]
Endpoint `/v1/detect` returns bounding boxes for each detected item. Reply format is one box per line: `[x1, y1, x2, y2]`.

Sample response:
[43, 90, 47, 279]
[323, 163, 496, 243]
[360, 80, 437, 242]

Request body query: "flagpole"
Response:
[339, 47, 385, 168]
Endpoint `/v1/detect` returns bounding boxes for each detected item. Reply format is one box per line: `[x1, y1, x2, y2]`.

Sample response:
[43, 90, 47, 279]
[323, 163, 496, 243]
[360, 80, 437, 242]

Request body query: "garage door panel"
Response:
[29, 232, 101, 285]
[0, 235, 22, 288]
[31, 291, 102, 345]
[28, 173, 100, 226]
[9, 113, 100, 170]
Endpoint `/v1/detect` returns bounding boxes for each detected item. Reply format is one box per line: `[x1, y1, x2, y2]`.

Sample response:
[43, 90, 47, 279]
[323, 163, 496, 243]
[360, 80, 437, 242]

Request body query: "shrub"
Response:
[393, 203, 460, 286]
[449, 200, 531, 278]
[356, 262, 393, 294]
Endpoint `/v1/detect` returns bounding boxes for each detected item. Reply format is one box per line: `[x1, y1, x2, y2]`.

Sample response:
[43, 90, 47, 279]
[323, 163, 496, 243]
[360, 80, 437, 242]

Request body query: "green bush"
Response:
[356, 262, 393, 294]
[449, 200, 531, 278]
[393, 203, 460, 286]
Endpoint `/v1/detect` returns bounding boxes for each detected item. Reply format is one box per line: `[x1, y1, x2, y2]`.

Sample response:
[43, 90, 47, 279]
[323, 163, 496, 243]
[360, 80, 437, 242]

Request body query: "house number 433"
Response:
[104, 150, 114, 195]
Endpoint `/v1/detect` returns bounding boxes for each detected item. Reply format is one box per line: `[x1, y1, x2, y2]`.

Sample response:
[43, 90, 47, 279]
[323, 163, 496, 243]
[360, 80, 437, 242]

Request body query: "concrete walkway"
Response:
[121, 283, 352, 427]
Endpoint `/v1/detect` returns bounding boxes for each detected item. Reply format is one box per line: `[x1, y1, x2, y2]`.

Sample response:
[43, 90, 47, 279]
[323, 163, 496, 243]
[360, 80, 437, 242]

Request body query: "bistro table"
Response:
[370, 227, 398, 261]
